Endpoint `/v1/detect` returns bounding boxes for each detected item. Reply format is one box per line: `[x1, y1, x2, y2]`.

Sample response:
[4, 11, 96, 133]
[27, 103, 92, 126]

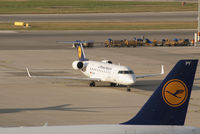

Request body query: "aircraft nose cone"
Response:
[125, 76, 135, 85]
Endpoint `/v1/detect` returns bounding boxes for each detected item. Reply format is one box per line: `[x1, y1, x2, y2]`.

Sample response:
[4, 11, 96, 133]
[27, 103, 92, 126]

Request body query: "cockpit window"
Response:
[118, 70, 134, 74]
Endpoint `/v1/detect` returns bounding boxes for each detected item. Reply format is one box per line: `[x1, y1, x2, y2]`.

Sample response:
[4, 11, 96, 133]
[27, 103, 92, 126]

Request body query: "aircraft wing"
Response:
[26, 67, 101, 81]
[135, 65, 164, 79]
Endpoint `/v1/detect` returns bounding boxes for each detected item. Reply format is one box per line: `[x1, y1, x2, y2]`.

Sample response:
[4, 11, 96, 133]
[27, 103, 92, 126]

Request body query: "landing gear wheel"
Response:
[110, 83, 116, 87]
[127, 86, 131, 92]
[89, 81, 95, 87]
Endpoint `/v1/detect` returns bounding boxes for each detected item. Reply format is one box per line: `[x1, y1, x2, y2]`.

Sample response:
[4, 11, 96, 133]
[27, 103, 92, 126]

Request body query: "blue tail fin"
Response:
[76, 43, 87, 61]
[122, 59, 198, 125]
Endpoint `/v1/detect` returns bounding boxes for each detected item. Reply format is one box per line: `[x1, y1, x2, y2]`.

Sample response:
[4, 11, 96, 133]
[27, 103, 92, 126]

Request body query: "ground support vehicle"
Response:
[124, 39, 137, 47]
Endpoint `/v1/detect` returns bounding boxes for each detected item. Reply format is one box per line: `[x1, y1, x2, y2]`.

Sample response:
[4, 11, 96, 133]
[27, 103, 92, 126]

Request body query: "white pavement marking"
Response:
[0, 31, 17, 33]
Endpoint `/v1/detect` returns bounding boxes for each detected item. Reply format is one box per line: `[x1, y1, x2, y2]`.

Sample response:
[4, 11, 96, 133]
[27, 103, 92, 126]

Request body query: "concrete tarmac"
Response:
[0, 29, 196, 50]
[0, 30, 200, 128]
[0, 11, 196, 22]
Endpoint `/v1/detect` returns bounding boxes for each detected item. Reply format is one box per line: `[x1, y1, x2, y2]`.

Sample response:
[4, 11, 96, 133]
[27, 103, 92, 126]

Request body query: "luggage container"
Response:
[124, 39, 137, 47]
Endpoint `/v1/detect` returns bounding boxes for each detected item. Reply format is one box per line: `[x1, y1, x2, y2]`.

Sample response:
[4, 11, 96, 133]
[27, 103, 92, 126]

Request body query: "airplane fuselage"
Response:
[0, 125, 199, 134]
[77, 60, 136, 85]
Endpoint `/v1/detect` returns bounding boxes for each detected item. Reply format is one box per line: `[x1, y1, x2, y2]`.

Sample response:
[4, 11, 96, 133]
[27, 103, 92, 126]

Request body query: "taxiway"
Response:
[0, 30, 199, 128]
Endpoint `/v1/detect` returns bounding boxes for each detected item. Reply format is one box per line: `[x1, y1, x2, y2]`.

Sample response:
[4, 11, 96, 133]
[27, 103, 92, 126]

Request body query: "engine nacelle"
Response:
[72, 61, 87, 70]
[101, 60, 112, 64]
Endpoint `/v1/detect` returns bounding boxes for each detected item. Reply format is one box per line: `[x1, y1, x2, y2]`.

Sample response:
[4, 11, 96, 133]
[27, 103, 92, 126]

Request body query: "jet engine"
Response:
[72, 61, 87, 70]
[101, 60, 112, 64]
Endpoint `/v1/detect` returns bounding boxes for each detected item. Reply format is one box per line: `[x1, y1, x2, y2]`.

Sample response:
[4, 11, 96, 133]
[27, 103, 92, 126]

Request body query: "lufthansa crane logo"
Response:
[162, 79, 188, 107]
[78, 46, 82, 59]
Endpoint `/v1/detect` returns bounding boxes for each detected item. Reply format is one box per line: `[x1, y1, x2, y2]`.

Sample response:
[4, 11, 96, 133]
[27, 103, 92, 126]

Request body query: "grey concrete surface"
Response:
[0, 11, 197, 22]
[0, 30, 200, 128]
[0, 30, 196, 50]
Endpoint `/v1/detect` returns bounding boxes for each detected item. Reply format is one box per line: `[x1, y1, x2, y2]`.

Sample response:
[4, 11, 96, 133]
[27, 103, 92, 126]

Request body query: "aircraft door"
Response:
[110, 69, 118, 83]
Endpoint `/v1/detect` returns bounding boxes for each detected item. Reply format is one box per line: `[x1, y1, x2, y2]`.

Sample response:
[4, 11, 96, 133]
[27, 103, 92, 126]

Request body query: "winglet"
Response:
[26, 67, 32, 78]
[43, 122, 48, 127]
[161, 65, 164, 74]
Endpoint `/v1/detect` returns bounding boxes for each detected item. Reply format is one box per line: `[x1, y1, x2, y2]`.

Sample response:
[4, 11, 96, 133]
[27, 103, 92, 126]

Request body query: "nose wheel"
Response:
[89, 81, 95, 87]
[127, 86, 131, 92]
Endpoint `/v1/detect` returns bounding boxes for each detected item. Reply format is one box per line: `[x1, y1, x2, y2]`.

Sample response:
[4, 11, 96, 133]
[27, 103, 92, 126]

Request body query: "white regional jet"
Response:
[1, 59, 199, 134]
[26, 42, 164, 91]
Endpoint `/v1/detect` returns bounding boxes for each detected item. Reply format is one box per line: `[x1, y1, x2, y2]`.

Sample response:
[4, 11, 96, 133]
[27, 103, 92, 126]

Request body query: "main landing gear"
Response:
[110, 83, 116, 87]
[127, 86, 131, 92]
[89, 81, 95, 87]
[90, 81, 131, 92]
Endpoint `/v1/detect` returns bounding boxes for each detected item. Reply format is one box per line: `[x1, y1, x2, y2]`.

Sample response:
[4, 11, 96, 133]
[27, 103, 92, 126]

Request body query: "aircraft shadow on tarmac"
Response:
[96, 80, 163, 91]
[0, 104, 136, 114]
[0, 104, 97, 114]
[132, 80, 162, 91]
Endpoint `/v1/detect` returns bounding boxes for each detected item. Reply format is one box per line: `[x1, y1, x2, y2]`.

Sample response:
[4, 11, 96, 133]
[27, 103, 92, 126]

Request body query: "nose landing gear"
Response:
[127, 86, 131, 92]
